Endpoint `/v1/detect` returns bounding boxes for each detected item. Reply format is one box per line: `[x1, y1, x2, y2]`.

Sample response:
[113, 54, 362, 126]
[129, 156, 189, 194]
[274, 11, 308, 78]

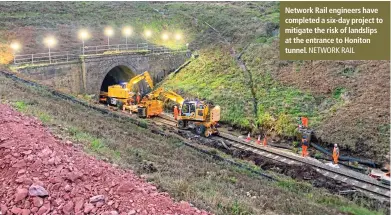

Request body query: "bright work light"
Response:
[10, 42, 21, 51]
[162, 33, 169, 41]
[144, 30, 152, 38]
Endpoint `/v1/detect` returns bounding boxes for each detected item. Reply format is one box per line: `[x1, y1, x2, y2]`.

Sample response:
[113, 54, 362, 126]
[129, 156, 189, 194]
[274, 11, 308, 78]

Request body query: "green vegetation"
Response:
[314, 152, 323, 159]
[13, 101, 27, 112]
[220, 200, 252, 215]
[317, 195, 385, 215]
[333, 87, 346, 100]
[38, 112, 51, 123]
[162, 47, 253, 128]
[0, 1, 389, 214]
[3, 2, 388, 159]
[339, 206, 384, 215]
[276, 178, 313, 194]
[162, 44, 320, 136]
[0, 73, 386, 215]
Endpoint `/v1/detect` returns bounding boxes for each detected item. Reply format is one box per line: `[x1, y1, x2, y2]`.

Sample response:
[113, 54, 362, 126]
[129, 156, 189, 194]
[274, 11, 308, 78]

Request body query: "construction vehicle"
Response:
[138, 88, 221, 137]
[137, 88, 164, 118]
[101, 71, 153, 111]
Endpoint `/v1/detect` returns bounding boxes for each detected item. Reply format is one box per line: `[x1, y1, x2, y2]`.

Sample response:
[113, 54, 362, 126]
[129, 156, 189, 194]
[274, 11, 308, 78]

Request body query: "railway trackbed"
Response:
[1, 70, 390, 204]
[156, 114, 390, 203]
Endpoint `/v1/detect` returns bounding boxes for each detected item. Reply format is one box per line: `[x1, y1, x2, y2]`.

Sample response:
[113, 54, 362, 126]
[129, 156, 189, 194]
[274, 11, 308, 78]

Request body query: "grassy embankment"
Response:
[157, 2, 390, 163]
[0, 71, 386, 215]
[3, 1, 384, 149]
[158, 2, 324, 138]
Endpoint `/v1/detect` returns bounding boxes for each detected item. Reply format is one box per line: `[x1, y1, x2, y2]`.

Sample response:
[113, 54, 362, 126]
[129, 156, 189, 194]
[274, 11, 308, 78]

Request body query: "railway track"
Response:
[219, 133, 390, 202]
[1, 70, 389, 203]
[156, 114, 390, 202]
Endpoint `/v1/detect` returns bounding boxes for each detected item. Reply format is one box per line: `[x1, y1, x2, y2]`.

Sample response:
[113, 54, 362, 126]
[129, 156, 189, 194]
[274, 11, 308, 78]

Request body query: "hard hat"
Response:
[334, 144, 338, 147]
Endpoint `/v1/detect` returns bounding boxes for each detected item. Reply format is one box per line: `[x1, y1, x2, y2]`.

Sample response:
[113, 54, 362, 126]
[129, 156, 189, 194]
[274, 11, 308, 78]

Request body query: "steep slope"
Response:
[0, 104, 209, 215]
[158, 3, 390, 164]
[0, 2, 388, 163]
[2, 70, 385, 215]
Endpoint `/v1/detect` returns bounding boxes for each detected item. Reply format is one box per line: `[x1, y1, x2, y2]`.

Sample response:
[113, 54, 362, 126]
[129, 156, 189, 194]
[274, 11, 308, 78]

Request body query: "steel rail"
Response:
[0, 70, 277, 183]
[0, 70, 388, 202]
[156, 114, 390, 202]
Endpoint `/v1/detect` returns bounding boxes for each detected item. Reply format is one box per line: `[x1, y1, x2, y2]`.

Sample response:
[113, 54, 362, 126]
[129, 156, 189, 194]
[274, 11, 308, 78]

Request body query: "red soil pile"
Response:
[0, 104, 210, 215]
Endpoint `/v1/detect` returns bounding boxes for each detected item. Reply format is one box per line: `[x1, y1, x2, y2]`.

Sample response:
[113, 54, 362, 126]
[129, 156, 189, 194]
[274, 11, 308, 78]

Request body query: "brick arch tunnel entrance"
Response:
[100, 65, 136, 93]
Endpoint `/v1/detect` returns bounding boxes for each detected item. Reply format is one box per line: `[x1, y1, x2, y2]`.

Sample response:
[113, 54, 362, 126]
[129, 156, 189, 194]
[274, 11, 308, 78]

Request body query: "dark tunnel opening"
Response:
[100, 66, 135, 92]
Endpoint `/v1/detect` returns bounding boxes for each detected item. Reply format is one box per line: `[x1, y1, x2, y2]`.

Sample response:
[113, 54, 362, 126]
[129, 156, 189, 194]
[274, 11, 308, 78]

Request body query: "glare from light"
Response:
[186, 43, 189, 47]
[144, 30, 152, 38]
[175, 33, 182, 40]
[44, 36, 57, 47]
[104, 27, 114, 37]
[161, 33, 169, 41]
[78, 29, 90, 40]
[10, 42, 21, 51]
[122, 26, 132, 37]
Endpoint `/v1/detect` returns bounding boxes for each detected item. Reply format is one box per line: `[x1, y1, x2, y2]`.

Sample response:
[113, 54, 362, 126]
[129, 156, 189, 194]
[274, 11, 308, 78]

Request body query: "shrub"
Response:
[13, 101, 27, 112]
[90, 139, 104, 151]
[314, 152, 322, 159]
[257, 111, 274, 129]
[333, 87, 346, 99]
[292, 141, 299, 148]
[275, 113, 297, 136]
[38, 112, 51, 123]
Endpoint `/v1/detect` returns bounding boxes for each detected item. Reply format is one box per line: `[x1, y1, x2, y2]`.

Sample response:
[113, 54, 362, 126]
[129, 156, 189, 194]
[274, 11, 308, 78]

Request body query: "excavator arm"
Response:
[126, 71, 154, 90]
[161, 91, 185, 105]
[147, 87, 164, 99]
[142, 88, 184, 104]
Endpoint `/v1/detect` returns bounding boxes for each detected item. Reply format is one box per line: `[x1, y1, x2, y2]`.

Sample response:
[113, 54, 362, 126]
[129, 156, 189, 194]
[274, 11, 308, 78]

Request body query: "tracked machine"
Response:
[100, 71, 154, 112]
[138, 88, 221, 137]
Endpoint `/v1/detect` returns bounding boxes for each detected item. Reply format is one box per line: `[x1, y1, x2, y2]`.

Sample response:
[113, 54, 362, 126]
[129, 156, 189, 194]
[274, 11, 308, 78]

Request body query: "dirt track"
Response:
[0, 104, 209, 215]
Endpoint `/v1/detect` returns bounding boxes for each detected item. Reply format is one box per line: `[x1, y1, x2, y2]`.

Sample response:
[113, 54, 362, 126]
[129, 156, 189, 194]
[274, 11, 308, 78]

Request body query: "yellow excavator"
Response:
[101, 71, 154, 111]
[138, 88, 221, 137]
[137, 87, 165, 117]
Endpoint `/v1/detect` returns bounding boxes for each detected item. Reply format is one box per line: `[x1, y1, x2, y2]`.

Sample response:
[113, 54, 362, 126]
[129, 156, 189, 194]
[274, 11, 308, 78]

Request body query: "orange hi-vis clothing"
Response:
[301, 117, 308, 128]
[302, 145, 308, 157]
[302, 138, 309, 157]
[173, 106, 179, 120]
[136, 95, 141, 104]
[333, 147, 340, 164]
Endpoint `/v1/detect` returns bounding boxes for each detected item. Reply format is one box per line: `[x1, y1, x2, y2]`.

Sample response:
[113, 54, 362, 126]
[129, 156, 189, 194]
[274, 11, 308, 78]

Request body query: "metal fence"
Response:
[13, 51, 80, 65]
[13, 43, 187, 65]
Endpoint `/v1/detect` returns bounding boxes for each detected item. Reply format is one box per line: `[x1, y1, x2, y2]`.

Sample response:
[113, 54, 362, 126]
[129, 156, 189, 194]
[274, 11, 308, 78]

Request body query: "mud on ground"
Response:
[173, 129, 389, 213]
[1, 71, 387, 215]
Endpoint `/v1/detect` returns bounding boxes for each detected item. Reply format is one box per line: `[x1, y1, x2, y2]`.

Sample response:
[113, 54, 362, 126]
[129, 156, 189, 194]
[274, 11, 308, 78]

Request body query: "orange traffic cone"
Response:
[257, 135, 261, 144]
[263, 136, 267, 146]
[245, 132, 251, 142]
